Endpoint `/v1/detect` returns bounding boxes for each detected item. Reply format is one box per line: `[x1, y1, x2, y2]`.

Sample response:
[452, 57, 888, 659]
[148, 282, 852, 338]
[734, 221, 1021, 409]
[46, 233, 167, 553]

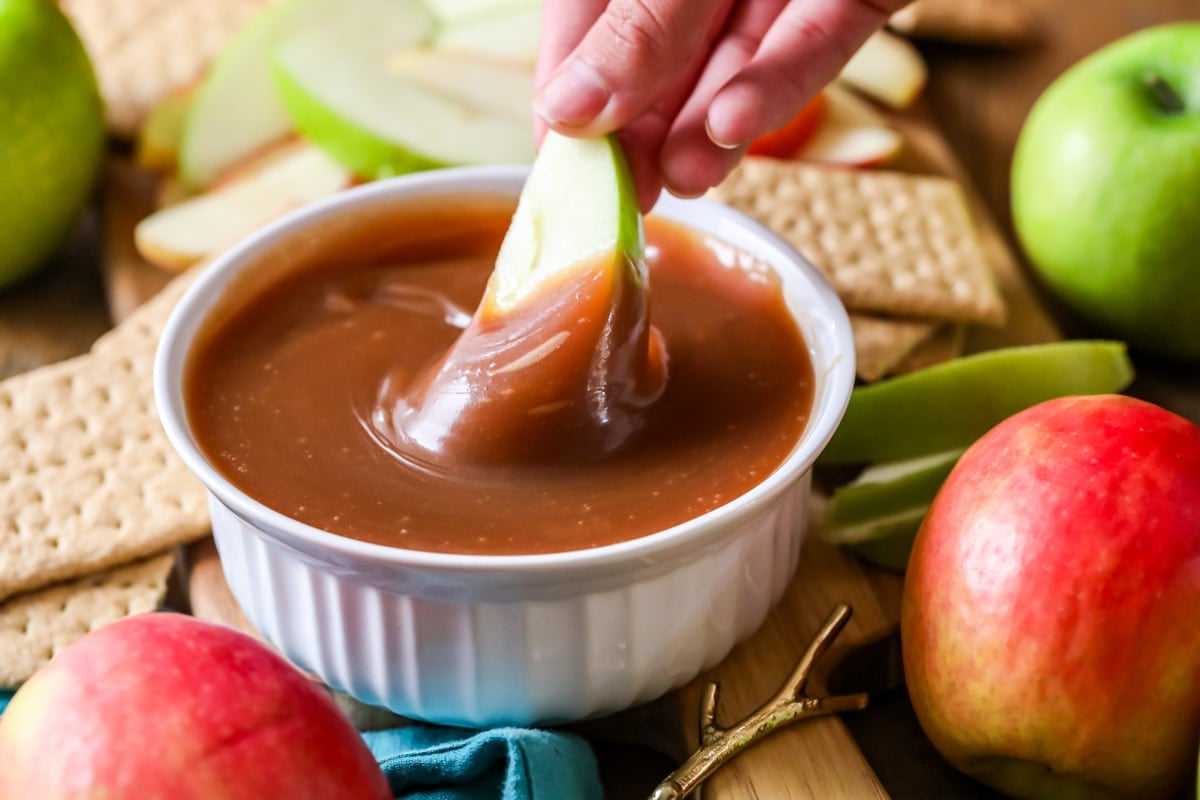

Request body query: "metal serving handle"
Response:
[649, 604, 870, 800]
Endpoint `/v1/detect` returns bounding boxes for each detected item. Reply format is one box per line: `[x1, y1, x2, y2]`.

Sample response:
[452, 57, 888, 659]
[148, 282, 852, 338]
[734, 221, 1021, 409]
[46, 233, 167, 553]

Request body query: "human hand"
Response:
[534, 0, 911, 211]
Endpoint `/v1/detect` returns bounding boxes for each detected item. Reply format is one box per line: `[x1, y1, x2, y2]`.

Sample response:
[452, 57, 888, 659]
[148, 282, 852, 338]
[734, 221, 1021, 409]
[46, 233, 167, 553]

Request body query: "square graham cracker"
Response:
[0, 271, 209, 604]
[0, 551, 174, 686]
[709, 158, 1007, 327]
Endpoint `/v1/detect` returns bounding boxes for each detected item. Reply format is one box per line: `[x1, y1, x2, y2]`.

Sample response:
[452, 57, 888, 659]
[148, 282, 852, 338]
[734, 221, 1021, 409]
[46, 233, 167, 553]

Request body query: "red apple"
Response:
[902, 394, 1200, 800]
[0, 613, 390, 800]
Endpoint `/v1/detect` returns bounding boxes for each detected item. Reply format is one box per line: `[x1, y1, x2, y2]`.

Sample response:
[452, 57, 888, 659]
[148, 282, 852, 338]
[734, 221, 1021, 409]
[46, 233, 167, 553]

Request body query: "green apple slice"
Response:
[820, 340, 1135, 464]
[485, 131, 643, 314]
[181, 0, 432, 188]
[273, 27, 534, 179]
[434, 5, 541, 65]
[393, 132, 659, 463]
[818, 449, 963, 571]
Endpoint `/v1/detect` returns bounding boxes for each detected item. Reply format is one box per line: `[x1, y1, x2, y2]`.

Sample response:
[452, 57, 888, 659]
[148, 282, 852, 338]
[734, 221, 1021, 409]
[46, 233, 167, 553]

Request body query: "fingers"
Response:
[658, 0, 788, 197]
[534, 0, 608, 144]
[704, 0, 905, 149]
[534, 0, 732, 137]
[658, 0, 904, 198]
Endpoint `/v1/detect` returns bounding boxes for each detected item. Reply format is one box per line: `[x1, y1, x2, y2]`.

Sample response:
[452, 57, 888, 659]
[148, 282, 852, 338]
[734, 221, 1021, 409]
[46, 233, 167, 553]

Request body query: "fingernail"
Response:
[535, 61, 610, 128]
[705, 116, 741, 150]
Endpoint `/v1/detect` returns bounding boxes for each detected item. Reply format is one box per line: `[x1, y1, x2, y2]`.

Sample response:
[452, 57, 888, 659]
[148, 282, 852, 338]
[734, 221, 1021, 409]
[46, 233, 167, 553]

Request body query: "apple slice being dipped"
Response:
[384, 132, 667, 465]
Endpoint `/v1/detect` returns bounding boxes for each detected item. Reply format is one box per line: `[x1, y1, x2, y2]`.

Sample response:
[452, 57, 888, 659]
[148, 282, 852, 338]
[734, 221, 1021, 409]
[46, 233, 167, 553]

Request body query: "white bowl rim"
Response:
[154, 164, 855, 576]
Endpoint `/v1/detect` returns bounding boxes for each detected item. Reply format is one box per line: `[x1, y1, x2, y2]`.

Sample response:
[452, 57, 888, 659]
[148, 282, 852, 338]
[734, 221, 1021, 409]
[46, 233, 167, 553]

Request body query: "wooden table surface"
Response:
[0, 3, 1196, 798]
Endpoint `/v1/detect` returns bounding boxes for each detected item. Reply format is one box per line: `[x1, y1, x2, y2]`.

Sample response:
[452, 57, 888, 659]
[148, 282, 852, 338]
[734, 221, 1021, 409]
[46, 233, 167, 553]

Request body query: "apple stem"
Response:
[1144, 73, 1185, 115]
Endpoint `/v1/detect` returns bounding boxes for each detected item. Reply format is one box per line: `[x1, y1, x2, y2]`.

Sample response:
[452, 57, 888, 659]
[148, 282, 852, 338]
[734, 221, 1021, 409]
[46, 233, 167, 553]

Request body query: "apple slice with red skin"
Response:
[796, 84, 904, 168]
[747, 92, 828, 158]
[135, 140, 353, 271]
[387, 132, 666, 465]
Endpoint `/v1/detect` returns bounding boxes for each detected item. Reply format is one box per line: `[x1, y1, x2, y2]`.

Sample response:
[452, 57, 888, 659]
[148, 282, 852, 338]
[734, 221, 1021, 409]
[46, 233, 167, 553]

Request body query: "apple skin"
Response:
[0, 613, 391, 800]
[902, 394, 1200, 800]
[1011, 23, 1200, 361]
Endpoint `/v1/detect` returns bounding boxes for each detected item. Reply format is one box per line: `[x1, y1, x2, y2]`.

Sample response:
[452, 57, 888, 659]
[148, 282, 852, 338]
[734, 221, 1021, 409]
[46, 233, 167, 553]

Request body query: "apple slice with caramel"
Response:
[382, 132, 667, 465]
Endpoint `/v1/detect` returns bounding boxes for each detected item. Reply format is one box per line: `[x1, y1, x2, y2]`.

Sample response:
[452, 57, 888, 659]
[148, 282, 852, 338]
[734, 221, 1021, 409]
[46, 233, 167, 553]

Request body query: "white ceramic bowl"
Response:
[155, 166, 855, 728]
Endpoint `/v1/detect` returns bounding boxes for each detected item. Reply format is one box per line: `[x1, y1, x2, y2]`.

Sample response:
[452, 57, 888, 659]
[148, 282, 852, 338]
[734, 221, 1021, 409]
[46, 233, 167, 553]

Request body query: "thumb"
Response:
[535, 0, 730, 136]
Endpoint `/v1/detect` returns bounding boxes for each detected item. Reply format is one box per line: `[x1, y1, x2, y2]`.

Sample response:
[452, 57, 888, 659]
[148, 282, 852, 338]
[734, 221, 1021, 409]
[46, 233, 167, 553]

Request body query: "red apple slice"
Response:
[135, 141, 352, 271]
[747, 92, 828, 158]
[796, 84, 904, 168]
[836, 29, 928, 109]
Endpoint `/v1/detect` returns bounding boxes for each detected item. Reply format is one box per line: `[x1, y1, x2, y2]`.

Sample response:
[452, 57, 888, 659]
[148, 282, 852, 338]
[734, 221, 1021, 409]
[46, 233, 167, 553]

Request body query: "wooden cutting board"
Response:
[101, 99, 1059, 799]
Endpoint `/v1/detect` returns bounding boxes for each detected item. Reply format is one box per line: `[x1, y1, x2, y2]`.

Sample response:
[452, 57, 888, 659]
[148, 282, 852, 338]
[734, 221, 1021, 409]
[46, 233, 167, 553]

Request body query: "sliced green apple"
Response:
[433, 5, 541, 65]
[485, 131, 643, 314]
[392, 132, 662, 464]
[819, 449, 963, 571]
[820, 340, 1135, 464]
[179, 0, 433, 188]
[273, 25, 534, 179]
[135, 142, 352, 271]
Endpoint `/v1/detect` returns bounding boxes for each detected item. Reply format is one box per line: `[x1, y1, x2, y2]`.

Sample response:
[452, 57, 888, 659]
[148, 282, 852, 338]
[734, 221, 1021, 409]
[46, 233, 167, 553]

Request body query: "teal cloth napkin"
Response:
[0, 689, 601, 800]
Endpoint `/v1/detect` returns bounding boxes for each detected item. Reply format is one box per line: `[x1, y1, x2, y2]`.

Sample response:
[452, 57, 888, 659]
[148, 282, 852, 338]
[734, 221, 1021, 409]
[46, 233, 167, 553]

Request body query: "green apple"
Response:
[273, 14, 533, 179]
[1012, 23, 1200, 361]
[0, 0, 103, 289]
[820, 340, 1134, 464]
[179, 0, 433, 188]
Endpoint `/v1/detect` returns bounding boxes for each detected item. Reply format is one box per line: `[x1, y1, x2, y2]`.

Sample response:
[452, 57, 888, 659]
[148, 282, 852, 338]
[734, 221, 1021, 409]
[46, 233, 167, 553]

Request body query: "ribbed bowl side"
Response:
[209, 475, 809, 727]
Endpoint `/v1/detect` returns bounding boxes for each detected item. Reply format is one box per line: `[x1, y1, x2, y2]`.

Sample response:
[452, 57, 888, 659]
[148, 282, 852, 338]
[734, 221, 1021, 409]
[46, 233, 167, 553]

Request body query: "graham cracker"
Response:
[59, 0, 272, 137]
[0, 552, 174, 686]
[0, 271, 209, 604]
[849, 313, 939, 383]
[709, 158, 1006, 326]
[888, 0, 1040, 48]
[890, 322, 967, 376]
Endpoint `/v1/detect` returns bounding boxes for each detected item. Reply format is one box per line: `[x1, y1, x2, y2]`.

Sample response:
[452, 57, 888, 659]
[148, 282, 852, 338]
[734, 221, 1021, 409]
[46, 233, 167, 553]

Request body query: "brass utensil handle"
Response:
[649, 604, 869, 800]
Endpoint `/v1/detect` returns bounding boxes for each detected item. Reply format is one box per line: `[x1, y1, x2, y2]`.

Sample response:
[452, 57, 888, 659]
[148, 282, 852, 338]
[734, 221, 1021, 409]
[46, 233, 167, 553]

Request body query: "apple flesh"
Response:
[1011, 22, 1200, 361]
[136, 140, 352, 271]
[0, 613, 390, 800]
[836, 29, 928, 109]
[392, 132, 665, 463]
[434, 4, 541, 66]
[902, 395, 1200, 800]
[179, 0, 421, 188]
[797, 84, 903, 168]
[273, 18, 534, 179]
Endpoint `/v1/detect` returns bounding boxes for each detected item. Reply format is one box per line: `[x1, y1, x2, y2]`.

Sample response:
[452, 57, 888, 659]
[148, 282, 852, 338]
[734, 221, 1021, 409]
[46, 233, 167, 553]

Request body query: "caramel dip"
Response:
[185, 199, 814, 555]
